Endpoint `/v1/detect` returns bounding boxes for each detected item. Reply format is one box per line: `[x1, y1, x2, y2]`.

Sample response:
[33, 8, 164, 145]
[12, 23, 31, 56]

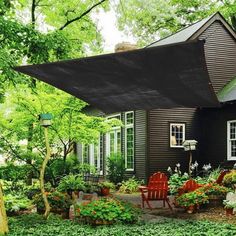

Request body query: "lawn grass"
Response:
[7, 214, 236, 236]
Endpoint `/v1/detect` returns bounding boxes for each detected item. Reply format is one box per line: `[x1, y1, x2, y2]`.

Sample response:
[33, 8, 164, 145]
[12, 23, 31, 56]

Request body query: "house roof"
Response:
[147, 12, 236, 47]
[14, 41, 219, 113]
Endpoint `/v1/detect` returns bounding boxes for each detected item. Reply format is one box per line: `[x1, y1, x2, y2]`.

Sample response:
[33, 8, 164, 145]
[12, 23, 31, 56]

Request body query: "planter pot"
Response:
[101, 187, 110, 196]
[226, 208, 234, 216]
[208, 195, 224, 207]
[187, 205, 195, 214]
[82, 193, 93, 200]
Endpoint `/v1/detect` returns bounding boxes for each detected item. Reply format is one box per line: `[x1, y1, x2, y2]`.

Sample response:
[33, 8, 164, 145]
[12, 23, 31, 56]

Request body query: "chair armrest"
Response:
[138, 186, 148, 193]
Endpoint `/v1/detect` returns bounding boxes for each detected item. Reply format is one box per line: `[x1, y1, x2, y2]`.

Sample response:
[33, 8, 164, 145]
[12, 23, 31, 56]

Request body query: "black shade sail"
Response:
[15, 40, 219, 113]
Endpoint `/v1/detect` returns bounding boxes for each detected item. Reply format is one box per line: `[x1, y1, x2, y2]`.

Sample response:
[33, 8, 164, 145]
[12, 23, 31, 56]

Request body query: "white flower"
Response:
[190, 164, 195, 170]
[167, 166, 172, 172]
[194, 161, 199, 168]
[176, 163, 181, 168]
[174, 167, 178, 172]
[202, 163, 212, 171]
[183, 172, 189, 177]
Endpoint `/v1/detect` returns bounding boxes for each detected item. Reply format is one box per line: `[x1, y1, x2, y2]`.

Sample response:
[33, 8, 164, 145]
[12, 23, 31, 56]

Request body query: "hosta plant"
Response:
[119, 177, 142, 194]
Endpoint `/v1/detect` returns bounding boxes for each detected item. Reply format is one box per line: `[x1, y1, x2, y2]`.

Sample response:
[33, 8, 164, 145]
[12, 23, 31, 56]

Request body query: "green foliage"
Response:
[98, 181, 115, 189]
[57, 174, 86, 192]
[4, 194, 32, 213]
[176, 190, 209, 207]
[119, 177, 142, 194]
[107, 153, 126, 184]
[223, 200, 236, 209]
[198, 183, 229, 197]
[116, 0, 236, 45]
[223, 170, 236, 187]
[168, 172, 189, 195]
[77, 198, 140, 224]
[33, 191, 71, 211]
[7, 214, 236, 235]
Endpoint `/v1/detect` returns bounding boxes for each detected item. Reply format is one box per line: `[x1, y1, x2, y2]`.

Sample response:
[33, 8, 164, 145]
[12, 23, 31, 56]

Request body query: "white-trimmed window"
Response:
[227, 120, 236, 160]
[125, 111, 134, 171]
[170, 123, 185, 148]
[81, 137, 103, 174]
[106, 114, 121, 157]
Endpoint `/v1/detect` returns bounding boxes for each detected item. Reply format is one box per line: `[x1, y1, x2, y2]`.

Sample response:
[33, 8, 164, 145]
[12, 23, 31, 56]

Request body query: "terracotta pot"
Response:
[101, 187, 110, 196]
[82, 193, 93, 200]
[187, 205, 195, 214]
[225, 208, 234, 216]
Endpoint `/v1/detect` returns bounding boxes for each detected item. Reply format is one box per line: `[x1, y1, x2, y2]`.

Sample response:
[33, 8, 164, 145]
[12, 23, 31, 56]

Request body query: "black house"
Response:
[77, 12, 236, 181]
[15, 12, 236, 181]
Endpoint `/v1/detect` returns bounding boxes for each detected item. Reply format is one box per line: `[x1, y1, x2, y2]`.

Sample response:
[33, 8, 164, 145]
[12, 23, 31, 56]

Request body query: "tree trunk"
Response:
[39, 127, 51, 219]
[0, 182, 8, 234]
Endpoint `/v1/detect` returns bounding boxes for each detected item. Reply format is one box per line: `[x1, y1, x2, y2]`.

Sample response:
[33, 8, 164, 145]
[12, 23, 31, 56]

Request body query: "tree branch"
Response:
[59, 0, 107, 30]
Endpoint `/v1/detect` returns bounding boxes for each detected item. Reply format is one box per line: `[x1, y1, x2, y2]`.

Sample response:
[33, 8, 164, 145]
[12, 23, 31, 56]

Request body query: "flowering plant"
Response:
[33, 191, 71, 211]
[176, 190, 209, 207]
[198, 183, 229, 197]
[76, 198, 140, 224]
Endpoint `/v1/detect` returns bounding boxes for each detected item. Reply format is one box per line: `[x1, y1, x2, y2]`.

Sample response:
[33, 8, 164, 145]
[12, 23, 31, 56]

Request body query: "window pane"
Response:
[231, 140, 236, 157]
[230, 122, 236, 139]
[126, 127, 134, 169]
[170, 124, 184, 147]
[126, 112, 134, 125]
[110, 132, 115, 155]
[83, 144, 89, 164]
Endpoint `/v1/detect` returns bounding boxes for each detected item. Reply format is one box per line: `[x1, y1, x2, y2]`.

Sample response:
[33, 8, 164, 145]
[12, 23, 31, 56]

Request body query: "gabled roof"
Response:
[148, 12, 236, 47]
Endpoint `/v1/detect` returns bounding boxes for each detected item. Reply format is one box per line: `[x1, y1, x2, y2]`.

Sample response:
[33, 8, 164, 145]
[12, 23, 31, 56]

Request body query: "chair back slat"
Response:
[147, 172, 168, 200]
[216, 170, 229, 185]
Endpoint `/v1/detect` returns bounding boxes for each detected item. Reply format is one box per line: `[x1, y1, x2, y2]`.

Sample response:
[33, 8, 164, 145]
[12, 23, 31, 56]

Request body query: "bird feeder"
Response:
[183, 140, 198, 151]
[39, 113, 53, 127]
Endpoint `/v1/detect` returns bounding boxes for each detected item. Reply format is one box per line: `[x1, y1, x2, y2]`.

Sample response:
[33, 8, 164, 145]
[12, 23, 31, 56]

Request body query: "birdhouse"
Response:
[183, 140, 198, 151]
[39, 113, 53, 127]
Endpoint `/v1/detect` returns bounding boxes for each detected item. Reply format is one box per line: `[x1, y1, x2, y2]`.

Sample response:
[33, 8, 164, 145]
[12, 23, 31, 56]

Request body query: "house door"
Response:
[106, 129, 121, 157]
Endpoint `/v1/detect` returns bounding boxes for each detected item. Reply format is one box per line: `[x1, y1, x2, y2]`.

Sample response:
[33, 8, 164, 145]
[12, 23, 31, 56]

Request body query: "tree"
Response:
[115, 0, 236, 45]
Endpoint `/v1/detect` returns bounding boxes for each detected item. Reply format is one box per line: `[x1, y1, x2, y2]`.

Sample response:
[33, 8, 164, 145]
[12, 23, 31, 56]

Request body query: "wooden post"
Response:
[39, 127, 51, 219]
[0, 182, 8, 234]
[189, 151, 192, 178]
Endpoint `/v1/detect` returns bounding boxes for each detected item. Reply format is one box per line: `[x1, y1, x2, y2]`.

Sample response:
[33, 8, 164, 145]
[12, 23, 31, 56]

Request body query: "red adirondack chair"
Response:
[139, 172, 172, 210]
[215, 170, 230, 185]
[178, 179, 202, 196]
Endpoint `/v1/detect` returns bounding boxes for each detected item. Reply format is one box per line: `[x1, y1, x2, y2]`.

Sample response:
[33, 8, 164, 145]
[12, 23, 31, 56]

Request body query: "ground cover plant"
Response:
[7, 214, 236, 236]
[119, 177, 143, 194]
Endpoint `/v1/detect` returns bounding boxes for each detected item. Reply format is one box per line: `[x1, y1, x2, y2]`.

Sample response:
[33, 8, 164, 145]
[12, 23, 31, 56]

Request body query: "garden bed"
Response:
[7, 214, 236, 236]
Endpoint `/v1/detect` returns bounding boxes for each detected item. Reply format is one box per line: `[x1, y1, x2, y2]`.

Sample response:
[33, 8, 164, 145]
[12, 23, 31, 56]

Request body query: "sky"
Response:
[93, 9, 136, 52]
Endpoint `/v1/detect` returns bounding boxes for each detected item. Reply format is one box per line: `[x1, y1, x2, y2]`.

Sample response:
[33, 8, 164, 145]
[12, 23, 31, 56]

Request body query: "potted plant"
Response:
[198, 183, 229, 207]
[98, 181, 115, 196]
[176, 190, 209, 213]
[57, 174, 86, 197]
[223, 200, 236, 216]
[83, 183, 99, 200]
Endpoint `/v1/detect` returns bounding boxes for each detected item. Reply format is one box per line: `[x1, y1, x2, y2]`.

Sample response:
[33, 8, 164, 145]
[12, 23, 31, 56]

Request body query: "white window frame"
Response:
[105, 113, 121, 157]
[227, 120, 236, 160]
[125, 111, 134, 171]
[170, 123, 185, 148]
[81, 138, 102, 174]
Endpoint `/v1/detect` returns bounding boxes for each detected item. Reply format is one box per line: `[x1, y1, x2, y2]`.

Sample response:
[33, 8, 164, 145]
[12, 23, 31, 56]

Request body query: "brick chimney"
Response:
[115, 42, 137, 53]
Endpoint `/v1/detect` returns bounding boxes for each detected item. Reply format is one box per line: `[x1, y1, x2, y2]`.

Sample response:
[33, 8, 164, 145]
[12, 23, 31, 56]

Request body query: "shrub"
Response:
[4, 194, 32, 213]
[223, 170, 236, 187]
[107, 153, 126, 184]
[119, 177, 142, 194]
[176, 190, 209, 207]
[33, 191, 71, 211]
[57, 174, 86, 192]
[198, 183, 229, 197]
[77, 198, 140, 224]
